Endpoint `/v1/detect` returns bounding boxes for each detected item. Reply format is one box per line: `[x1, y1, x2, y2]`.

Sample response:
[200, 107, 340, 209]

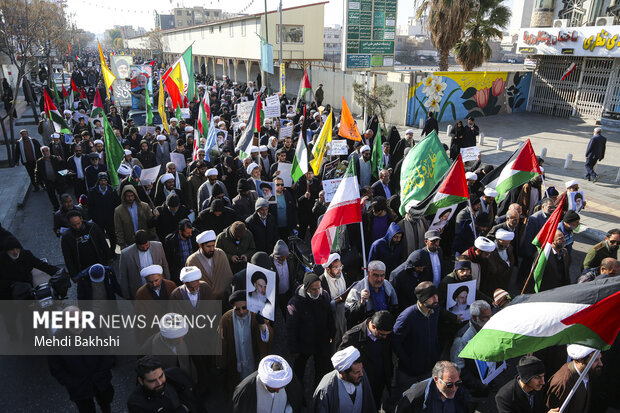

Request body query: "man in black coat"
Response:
[293, 169, 321, 240]
[245, 198, 278, 254]
[584, 126, 606, 182]
[75, 263, 122, 300]
[495, 356, 548, 413]
[35, 145, 66, 210]
[421, 112, 439, 137]
[148, 193, 190, 242]
[193, 198, 237, 235]
[269, 176, 297, 240]
[14, 128, 42, 191]
[66, 144, 88, 200]
[88, 172, 121, 251]
[462, 116, 479, 148]
[163, 219, 198, 285]
[339, 311, 395, 410]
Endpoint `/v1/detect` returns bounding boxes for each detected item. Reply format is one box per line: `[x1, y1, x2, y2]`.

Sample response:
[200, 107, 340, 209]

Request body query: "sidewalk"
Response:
[396, 112, 619, 242]
[0, 93, 41, 229]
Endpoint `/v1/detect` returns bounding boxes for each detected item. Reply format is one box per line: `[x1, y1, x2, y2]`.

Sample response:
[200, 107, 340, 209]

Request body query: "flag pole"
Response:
[359, 222, 368, 281]
[467, 199, 477, 239]
[559, 350, 600, 413]
[541, 174, 550, 198]
[520, 243, 545, 295]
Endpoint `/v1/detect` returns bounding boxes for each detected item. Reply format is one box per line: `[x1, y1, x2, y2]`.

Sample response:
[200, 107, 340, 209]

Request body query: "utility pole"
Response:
[264, 0, 270, 94]
[279, 0, 283, 95]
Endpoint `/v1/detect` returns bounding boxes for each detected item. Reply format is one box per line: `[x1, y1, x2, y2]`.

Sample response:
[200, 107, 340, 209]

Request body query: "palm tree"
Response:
[454, 0, 511, 71]
[416, 0, 473, 71]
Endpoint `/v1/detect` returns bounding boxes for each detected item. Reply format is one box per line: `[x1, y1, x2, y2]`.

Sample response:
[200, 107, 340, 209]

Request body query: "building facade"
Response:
[324, 25, 342, 63]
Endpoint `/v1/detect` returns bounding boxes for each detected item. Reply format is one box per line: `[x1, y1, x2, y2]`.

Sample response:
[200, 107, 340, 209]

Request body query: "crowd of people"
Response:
[1, 52, 619, 413]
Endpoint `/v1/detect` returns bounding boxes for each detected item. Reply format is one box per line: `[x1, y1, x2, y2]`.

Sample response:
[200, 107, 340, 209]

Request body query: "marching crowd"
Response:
[1, 53, 619, 413]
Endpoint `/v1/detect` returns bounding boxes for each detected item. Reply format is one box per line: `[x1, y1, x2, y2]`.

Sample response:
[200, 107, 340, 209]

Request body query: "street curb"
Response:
[16, 178, 31, 208]
[579, 226, 606, 243]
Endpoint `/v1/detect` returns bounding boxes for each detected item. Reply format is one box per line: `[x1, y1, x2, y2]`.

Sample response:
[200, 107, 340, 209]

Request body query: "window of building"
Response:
[187, 11, 191, 16]
[215, 12, 219, 17]
[559, 0, 586, 26]
[210, 26, 214, 33]
[219, 25, 222, 32]
[176, 10, 181, 15]
[206, 11, 210, 16]
[178, 21, 183, 26]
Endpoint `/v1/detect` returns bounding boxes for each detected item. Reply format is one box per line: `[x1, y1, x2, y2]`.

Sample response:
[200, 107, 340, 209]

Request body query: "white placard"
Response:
[237, 101, 255, 122]
[246, 263, 276, 321]
[139, 166, 161, 185]
[322, 178, 343, 203]
[446, 280, 477, 321]
[139, 126, 156, 136]
[460, 146, 480, 162]
[280, 125, 293, 139]
[170, 152, 186, 172]
[265, 94, 280, 107]
[328, 140, 348, 155]
[179, 108, 191, 119]
[263, 104, 281, 119]
[276, 162, 293, 187]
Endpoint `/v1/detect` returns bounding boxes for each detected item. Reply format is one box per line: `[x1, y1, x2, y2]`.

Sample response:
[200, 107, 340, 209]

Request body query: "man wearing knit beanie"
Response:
[271, 239, 295, 315]
[496, 355, 552, 413]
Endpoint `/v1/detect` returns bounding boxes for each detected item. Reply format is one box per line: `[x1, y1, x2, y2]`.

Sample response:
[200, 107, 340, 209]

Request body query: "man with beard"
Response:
[453, 212, 490, 255]
[114, 186, 155, 249]
[535, 231, 570, 293]
[481, 229, 515, 297]
[134, 266, 178, 342]
[154, 174, 184, 208]
[369, 222, 403, 276]
[311, 346, 376, 412]
[450, 300, 494, 398]
[496, 356, 555, 413]
[558, 210, 580, 255]
[519, 198, 555, 287]
[245, 198, 278, 254]
[480, 187, 498, 223]
[186, 230, 233, 302]
[546, 345, 603, 413]
[127, 356, 204, 413]
[232, 178, 259, 222]
[392, 282, 441, 395]
[488, 209, 522, 257]
[583, 228, 620, 269]
[35, 145, 66, 211]
[197, 168, 228, 212]
[439, 259, 475, 309]
[319, 253, 349, 351]
[354, 145, 373, 188]
[462, 236, 496, 291]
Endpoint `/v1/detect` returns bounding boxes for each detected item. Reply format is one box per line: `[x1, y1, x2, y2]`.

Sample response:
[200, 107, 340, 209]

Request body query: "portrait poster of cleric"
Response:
[568, 190, 585, 213]
[129, 65, 153, 110]
[246, 263, 276, 321]
[428, 205, 457, 232]
[446, 280, 477, 321]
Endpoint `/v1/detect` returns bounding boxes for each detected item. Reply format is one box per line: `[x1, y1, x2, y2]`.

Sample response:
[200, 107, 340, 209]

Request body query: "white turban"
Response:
[52, 133, 61, 139]
[140, 264, 163, 278]
[124, 149, 132, 156]
[156, 134, 167, 141]
[63, 109, 72, 115]
[257, 355, 293, 389]
[322, 253, 341, 269]
[159, 313, 188, 339]
[567, 344, 596, 360]
[179, 266, 202, 283]
[360, 145, 370, 153]
[259, 145, 268, 152]
[93, 139, 103, 145]
[196, 230, 216, 244]
[565, 179, 579, 189]
[239, 122, 247, 128]
[185, 126, 194, 132]
[405, 129, 415, 134]
[170, 117, 178, 123]
[495, 229, 514, 241]
[160, 173, 175, 183]
[204, 168, 217, 177]
[331, 346, 360, 372]
[484, 187, 498, 197]
[465, 172, 478, 181]
[475, 236, 496, 252]
[250, 146, 260, 154]
[246, 162, 259, 175]
[117, 164, 132, 176]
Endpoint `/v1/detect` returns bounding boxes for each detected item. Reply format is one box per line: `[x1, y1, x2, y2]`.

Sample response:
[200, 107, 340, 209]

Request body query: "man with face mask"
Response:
[583, 228, 620, 270]
[482, 229, 515, 297]
[186, 230, 233, 302]
[392, 282, 441, 394]
[536, 231, 570, 292]
[127, 356, 203, 413]
[286, 272, 336, 389]
[450, 300, 494, 398]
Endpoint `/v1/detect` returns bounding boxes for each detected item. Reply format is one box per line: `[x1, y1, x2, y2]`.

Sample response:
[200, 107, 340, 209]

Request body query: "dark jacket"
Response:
[293, 175, 321, 216]
[286, 285, 335, 355]
[396, 377, 470, 413]
[585, 134, 606, 161]
[127, 367, 204, 413]
[34, 155, 65, 186]
[53, 206, 87, 237]
[163, 231, 198, 285]
[390, 250, 432, 313]
[0, 248, 59, 299]
[193, 206, 237, 235]
[245, 212, 278, 254]
[269, 189, 297, 229]
[520, 210, 549, 259]
[538, 247, 570, 292]
[48, 349, 114, 401]
[369, 222, 403, 275]
[66, 154, 88, 178]
[392, 304, 440, 377]
[87, 185, 121, 229]
[61, 221, 114, 278]
[75, 265, 122, 300]
[136, 150, 157, 169]
[148, 204, 191, 242]
[14, 136, 42, 164]
[496, 376, 547, 413]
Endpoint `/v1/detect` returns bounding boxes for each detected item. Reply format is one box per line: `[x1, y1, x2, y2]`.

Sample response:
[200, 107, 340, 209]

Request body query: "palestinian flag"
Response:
[531, 195, 567, 292]
[370, 126, 383, 179]
[50, 78, 61, 105]
[43, 89, 71, 134]
[459, 278, 620, 362]
[311, 170, 362, 265]
[91, 88, 104, 119]
[408, 155, 470, 218]
[237, 98, 258, 159]
[480, 139, 541, 203]
[297, 69, 312, 102]
[291, 130, 309, 183]
[61, 84, 69, 101]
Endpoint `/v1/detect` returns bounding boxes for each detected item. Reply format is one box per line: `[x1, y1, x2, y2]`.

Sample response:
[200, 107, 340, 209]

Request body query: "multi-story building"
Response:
[156, 13, 175, 30]
[173, 7, 222, 28]
[324, 25, 342, 62]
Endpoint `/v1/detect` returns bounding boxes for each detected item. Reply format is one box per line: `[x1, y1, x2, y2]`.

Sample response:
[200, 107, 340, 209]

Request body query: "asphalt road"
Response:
[0, 188, 608, 412]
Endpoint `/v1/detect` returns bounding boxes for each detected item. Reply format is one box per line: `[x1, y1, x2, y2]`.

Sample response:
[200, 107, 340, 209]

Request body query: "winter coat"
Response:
[286, 285, 335, 355]
[369, 222, 403, 276]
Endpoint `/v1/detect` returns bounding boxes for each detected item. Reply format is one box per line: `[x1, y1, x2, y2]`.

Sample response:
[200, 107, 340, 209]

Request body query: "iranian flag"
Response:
[297, 69, 312, 102]
[311, 172, 362, 265]
[480, 139, 541, 202]
[43, 89, 71, 134]
[408, 155, 470, 218]
[255, 97, 264, 132]
[91, 88, 104, 119]
[531, 195, 567, 292]
[459, 278, 620, 362]
[291, 130, 309, 183]
[197, 93, 211, 136]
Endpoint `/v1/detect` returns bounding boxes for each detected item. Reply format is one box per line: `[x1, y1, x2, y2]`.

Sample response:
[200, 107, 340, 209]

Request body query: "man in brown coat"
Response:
[114, 185, 155, 248]
[134, 265, 177, 343]
[546, 344, 602, 413]
[218, 289, 273, 398]
[186, 230, 233, 303]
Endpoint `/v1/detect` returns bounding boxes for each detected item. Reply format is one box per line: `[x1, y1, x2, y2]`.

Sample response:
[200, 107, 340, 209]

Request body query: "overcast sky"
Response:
[66, 0, 514, 36]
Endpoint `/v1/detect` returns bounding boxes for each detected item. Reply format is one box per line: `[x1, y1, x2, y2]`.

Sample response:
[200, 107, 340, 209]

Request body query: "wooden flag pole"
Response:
[559, 350, 600, 413]
[520, 244, 545, 295]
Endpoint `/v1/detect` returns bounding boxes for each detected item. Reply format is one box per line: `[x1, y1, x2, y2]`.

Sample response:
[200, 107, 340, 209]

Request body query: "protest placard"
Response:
[276, 163, 293, 187]
[265, 94, 280, 107]
[139, 166, 160, 185]
[263, 104, 280, 119]
[279, 126, 293, 139]
[170, 152, 186, 171]
[322, 178, 343, 202]
[328, 140, 348, 155]
[460, 146, 480, 162]
[237, 101, 255, 122]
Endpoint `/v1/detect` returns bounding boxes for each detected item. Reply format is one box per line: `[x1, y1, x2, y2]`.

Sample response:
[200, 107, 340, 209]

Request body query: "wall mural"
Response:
[406, 71, 532, 126]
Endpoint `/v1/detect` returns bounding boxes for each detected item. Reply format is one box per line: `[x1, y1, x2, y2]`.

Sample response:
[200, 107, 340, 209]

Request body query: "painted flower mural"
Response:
[473, 88, 489, 109]
[491, 78, 505, 97]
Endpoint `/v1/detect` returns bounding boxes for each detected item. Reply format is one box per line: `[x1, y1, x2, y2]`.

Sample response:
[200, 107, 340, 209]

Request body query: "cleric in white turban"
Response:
[185, 228, 233, 301]
[311, 346, 376, 412]
[232, 355, 303, 412]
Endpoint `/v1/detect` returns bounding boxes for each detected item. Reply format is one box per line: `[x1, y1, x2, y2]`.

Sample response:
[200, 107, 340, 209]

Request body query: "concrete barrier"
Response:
[541, 147, 547, 159]
[419, 118, 424, 129]
[616, 168, 620, 183]
[447, 124, 452, 136]
[497, 137, 503, 151]
[479, 132, 485, 145]
[564, 154, 573, 169]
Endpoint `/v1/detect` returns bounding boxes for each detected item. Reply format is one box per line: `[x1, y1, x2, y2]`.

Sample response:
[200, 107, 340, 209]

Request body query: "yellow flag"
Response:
[98, 42, 115, 98]
[158, 75, 170, 133]
[170, 63, 185, 97]
[310, 111, 333, 175]
[338, 97, 362, 141]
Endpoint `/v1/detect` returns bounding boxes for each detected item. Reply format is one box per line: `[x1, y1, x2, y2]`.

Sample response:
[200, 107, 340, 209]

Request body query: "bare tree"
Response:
[353, 81, 395, 132]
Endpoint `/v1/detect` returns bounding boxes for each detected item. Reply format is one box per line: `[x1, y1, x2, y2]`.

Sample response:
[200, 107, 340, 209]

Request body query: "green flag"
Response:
[145, 87, 153, 126]
[50, 79, 61, 106]
[175, 104, 183, 122]
[103, 113, 124, 187]
[370, 127, 383, 179]
[399, 130, 451, 215]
